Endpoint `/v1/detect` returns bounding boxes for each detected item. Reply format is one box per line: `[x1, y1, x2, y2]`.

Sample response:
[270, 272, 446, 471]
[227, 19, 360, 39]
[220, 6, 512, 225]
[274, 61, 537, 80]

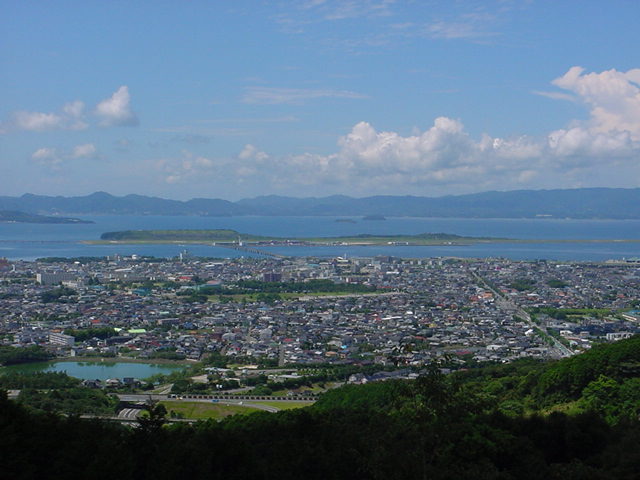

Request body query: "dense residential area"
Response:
[1, 254, 639, 371]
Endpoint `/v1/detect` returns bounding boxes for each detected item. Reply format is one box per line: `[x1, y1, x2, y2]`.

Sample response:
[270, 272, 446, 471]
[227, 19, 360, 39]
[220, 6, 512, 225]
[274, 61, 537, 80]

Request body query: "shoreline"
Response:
[83, 238, 640, 246]
[56, 355, 192, 366]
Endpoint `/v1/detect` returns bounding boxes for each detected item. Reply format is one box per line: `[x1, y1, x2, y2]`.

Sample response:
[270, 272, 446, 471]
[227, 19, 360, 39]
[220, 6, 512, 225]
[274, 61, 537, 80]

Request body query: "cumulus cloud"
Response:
[32, 143, 99, 168]
[550, 66, 640, 140]
[5, 87, 139, 132]
[72, 143, 97, 159]
[11, 100, 87, 132]
[154, 67, 640, 196]
[264, 118, 536, 191]
[158, 144, 272, 185]
[95, 86, 138, 126]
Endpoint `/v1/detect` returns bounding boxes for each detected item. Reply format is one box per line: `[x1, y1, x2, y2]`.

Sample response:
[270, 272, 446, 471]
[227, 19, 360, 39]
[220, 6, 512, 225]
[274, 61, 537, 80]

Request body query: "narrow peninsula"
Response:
[96, 229, 503, 246]
[0, 210, 93, 224]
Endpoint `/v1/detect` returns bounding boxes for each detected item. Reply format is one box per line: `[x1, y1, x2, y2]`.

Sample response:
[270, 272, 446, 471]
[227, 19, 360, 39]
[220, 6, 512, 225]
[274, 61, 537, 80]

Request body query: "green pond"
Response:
[1, 360, 185, 381]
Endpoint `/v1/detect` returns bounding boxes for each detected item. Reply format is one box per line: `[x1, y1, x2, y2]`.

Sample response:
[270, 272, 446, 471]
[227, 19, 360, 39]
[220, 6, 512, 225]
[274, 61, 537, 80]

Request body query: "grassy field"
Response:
[161, 400, 259, 420]
[251, 401, 314, 410]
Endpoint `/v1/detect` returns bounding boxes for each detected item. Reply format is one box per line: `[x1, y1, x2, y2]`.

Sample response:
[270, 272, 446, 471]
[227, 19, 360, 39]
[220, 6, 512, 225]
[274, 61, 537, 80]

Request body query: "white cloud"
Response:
[13, 106, 87, 132]
[95, 86, 138, 126]
[156, 145, 271, 185]
[14, 111, 65, 131]
[238, 144, 269, 161]
[72, 143, 97, 159]
[32, 147, 60, 162]
[152, 67, 640, 196]
[5, 87, 136, 132]
[209, 118, 547, 193]
[551, 66, 640, 140]
[32, 143, 98, 167]
[62, 100, 88, 130]
[11, 100, 87, 132]
[155, 151, 221, 185]
[242, 87, 368, 104]
[215, 78, 640, 194]
[531, 90, 577, 102]
[63, 100, 84, 118]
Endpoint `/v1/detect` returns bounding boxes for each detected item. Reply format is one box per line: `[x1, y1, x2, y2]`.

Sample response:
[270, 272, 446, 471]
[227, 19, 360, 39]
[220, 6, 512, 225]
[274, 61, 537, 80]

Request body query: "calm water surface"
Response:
[1, 215, 639, 261]
[1, 360, 184, 380]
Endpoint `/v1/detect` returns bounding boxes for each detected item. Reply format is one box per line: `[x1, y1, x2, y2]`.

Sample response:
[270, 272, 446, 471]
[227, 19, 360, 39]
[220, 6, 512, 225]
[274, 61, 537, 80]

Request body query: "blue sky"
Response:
[1, 0, 639, 200]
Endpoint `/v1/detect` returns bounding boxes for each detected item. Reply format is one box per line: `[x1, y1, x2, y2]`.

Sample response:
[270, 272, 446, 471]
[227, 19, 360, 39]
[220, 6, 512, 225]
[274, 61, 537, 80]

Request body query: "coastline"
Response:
[83, 238, 640, 246]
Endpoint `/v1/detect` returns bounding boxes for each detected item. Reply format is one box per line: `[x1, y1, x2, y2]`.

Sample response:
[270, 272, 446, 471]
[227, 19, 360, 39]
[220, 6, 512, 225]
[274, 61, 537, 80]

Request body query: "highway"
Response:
[116, 393, 312, 412]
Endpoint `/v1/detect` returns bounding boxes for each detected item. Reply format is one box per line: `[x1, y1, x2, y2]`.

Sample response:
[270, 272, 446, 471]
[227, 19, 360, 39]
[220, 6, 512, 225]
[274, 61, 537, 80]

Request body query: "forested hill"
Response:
[1, 336, 639, 479]
[2, 187, 640, 218]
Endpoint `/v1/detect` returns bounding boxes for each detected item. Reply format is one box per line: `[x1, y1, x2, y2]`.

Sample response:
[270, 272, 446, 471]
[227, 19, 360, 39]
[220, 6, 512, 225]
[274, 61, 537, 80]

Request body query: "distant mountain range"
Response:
[1, 188, 639, 219]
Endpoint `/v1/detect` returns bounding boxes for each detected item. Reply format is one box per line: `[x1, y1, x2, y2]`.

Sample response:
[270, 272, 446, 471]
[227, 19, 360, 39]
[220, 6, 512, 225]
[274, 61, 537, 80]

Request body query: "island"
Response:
[95, 229, 504, 246]
[92, 229, 640, 248]
[0, 210, 93, 224]
[362, 214, 386, 221]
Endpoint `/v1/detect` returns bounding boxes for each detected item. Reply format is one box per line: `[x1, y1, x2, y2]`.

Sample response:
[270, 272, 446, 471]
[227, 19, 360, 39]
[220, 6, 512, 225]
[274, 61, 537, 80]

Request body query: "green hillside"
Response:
[2, 336, 639, 479]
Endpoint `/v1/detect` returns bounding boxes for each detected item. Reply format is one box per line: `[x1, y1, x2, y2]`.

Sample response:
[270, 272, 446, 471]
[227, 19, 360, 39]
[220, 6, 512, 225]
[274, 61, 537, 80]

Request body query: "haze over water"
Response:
[1, 215, 640, 262]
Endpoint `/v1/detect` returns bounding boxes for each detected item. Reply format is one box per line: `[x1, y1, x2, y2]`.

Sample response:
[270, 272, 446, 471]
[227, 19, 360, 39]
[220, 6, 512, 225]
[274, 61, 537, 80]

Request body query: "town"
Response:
[1, 254, 638, 385]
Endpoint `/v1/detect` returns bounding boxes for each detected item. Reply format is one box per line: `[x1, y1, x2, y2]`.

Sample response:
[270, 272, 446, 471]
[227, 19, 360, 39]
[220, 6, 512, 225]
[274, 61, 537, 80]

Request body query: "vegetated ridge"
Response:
[98, 229, 503, 245]
[1, 336, 639, 479]
[2, 187, 640, 218]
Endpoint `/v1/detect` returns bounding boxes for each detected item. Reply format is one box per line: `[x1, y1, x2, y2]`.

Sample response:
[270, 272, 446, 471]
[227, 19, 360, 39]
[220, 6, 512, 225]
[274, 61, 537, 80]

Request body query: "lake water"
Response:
[1, 360, 185, 381]
[1, 215, 640, 261]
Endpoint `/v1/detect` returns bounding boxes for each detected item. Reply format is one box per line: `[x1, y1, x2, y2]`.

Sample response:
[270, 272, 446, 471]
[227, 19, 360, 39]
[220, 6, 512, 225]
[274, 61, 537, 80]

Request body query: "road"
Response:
[470, 270, 574, 358]
[115, 393, 306, 412]
[118, 407, 141, 420]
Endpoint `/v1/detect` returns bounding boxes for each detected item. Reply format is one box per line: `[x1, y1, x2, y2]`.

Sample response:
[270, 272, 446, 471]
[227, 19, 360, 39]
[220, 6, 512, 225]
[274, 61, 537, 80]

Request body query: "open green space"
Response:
[160, 400, 259, 420]
[251, 401, 313, 410]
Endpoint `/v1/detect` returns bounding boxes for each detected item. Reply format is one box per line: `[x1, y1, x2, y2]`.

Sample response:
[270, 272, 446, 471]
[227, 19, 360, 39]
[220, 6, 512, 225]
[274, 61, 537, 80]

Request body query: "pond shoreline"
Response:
[57, 355, 195, 366]
[1, 358, 187, 381]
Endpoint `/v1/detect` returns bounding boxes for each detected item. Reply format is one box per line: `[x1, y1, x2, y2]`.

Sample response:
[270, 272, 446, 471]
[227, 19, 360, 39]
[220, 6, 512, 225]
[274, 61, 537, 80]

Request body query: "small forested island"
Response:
[0, 210, 93, 224]
[96, 229, 504, 246]
[362, 214, 386, 220]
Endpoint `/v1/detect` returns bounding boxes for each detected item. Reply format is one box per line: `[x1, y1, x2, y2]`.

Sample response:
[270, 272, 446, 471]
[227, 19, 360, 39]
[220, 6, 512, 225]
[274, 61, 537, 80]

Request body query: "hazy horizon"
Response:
[2, 186, 640, 204]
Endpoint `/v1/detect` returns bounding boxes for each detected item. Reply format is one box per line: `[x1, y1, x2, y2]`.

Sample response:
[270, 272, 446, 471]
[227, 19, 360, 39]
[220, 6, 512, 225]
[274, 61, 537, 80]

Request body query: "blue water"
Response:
[1, 215, 639, 261]
[1, 360, 184, 381]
